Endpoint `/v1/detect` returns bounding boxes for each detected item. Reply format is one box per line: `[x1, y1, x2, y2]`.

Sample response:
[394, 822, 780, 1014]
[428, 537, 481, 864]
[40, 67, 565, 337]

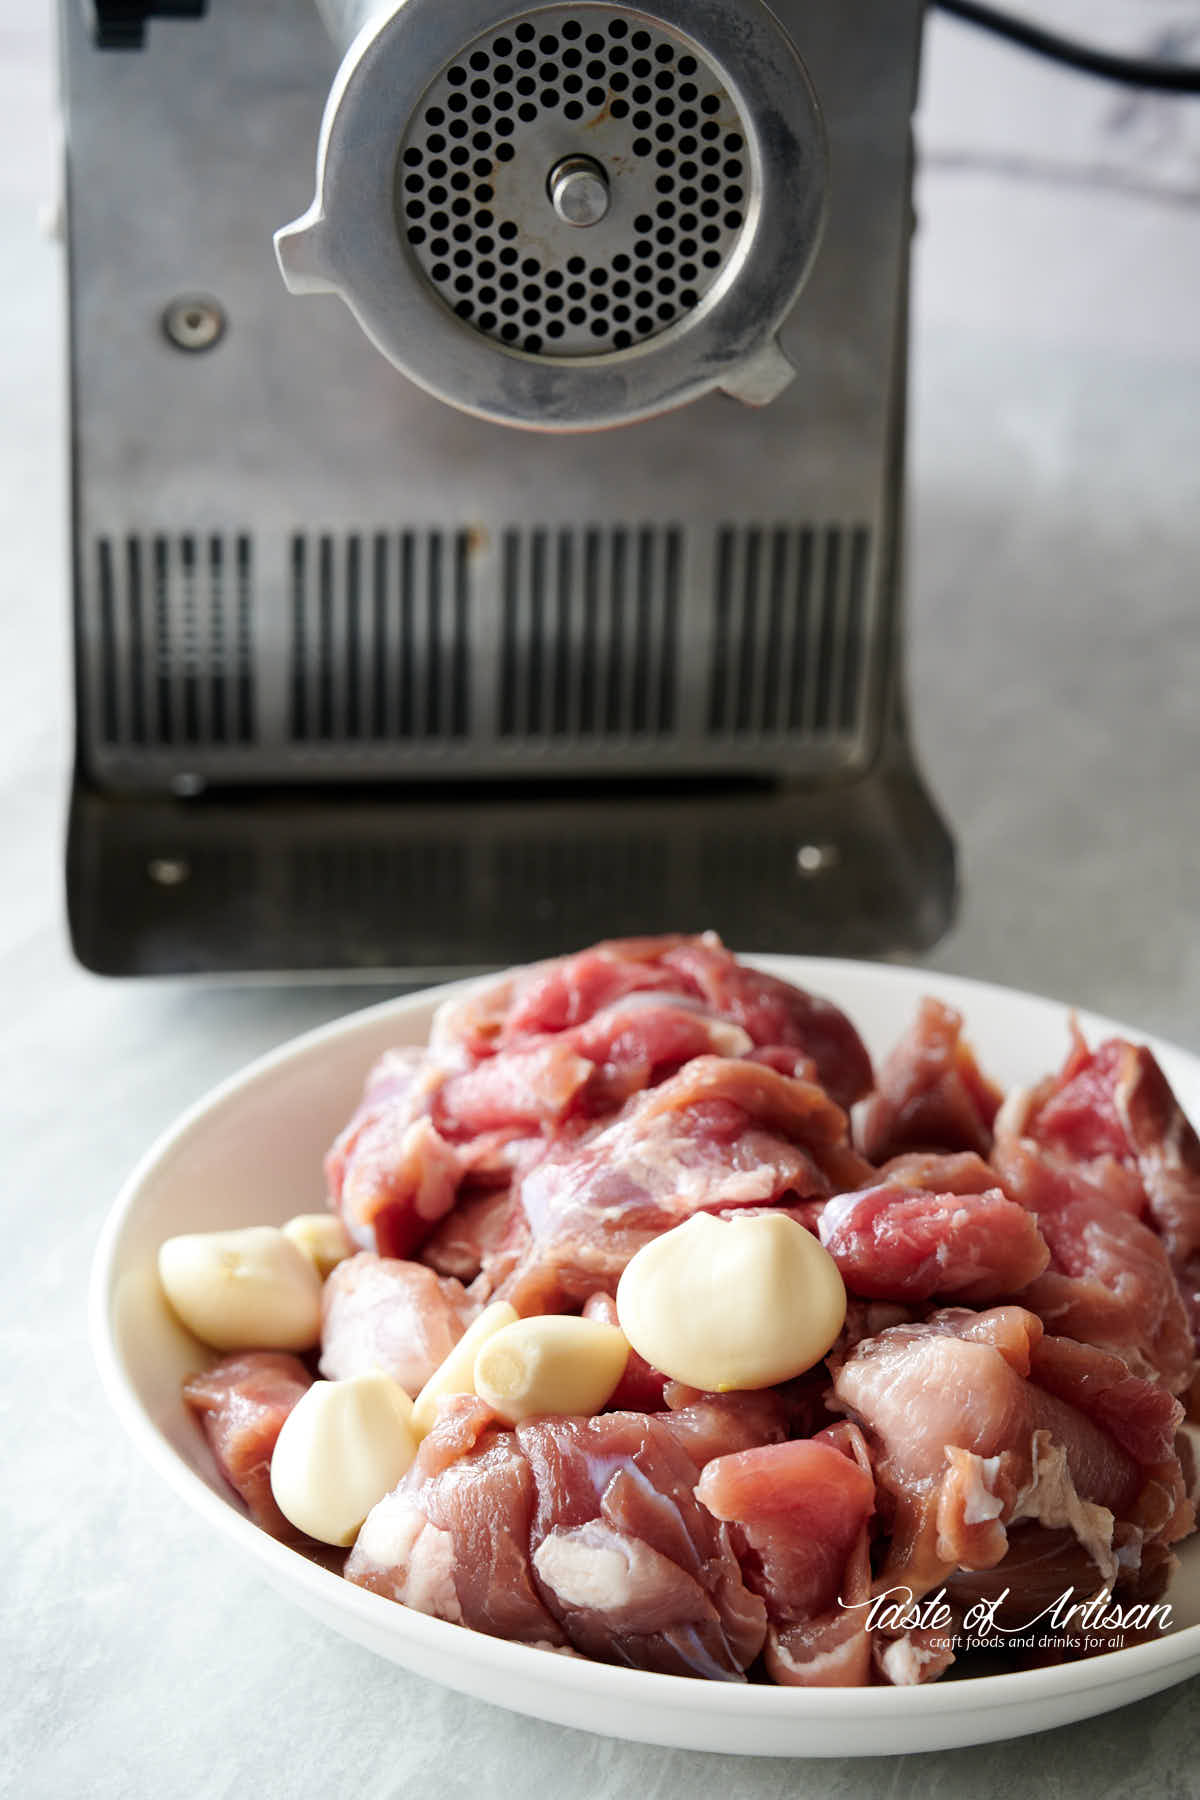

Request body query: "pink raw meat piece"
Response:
[654, 937, 873, 1108]
[325, 1049, 468, 1259]
[817, 1182, 1049, 1303]
[874, 1149, 1001, 1195]
[420, 1186, 524, 1284]
[831, 1307, 1192, 1613]
[431, 936, 698, 1052]
[1027, 1330, 1183, 1467]
[330, 935, 874, 1262]
[582, 1290, 669, 1411]
[437, 999, 755, 1135]
[432, 932, 874, 1110]
[348, 1395, 785, 1677]
[993, 1126, 1195, 1395]
[696, 1428, 877, 1686]
[518, 1409, 769, 1678]
[859, 997, 1003, 1164]
[319, 1252, 477, 1393]
[494, 1054, 871, 1311]
[328, 995, 787, 1261]
[657, 1388, 795, 1464]
[1017, 1028, 1200, 1347]
[346, 1396, 565, 1644]
[182, 1351, 313, 1541]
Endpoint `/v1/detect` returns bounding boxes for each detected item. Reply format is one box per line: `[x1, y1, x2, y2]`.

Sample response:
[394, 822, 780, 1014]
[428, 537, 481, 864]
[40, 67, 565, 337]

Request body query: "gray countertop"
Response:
[3, 4, 1198, 1795]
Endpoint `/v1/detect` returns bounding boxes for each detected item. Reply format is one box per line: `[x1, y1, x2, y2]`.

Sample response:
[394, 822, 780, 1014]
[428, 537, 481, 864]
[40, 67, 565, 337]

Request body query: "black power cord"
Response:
[934, 0, 1200, 93]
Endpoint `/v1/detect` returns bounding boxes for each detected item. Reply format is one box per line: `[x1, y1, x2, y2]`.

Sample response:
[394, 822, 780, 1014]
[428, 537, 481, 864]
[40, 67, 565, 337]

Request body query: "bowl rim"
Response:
[88, 954, 1200, 1728]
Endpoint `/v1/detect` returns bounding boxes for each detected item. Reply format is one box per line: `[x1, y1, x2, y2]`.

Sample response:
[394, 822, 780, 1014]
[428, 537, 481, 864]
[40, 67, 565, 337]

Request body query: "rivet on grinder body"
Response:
[162, 297, 226, 352]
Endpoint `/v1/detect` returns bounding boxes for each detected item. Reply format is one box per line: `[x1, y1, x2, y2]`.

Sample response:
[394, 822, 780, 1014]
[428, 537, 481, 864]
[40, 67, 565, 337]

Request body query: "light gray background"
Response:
[2, 3, 1198, 1795]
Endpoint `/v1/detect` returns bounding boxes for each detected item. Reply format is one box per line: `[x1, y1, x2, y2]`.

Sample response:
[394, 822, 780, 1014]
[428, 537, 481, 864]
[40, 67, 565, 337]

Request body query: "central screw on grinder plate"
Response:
[547, 155, 610, 228]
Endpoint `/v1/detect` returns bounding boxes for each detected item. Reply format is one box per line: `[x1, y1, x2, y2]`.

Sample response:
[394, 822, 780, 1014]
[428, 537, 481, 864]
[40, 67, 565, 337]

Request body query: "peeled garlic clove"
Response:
[615, 1211, 846, 1392]
[410, 1300, 519, 1438]
[157, 1225, 323, 1352]
[281, 1211, 355, 1280]
[270, 1373, 417, 1546]
[473, 1315, 629, 1424]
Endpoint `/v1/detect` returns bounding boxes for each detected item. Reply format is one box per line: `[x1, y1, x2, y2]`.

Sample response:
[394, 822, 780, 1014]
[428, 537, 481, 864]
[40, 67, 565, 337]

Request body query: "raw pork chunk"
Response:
[347, 1394, 790, 1678]
[327, 935, 874, 1266]
[831, 1307, 1192, 1623]
[347, 1397, 564, 1644]
[319, 1252, 478, 1393]
[859, 998, 1002, 1164]
[183, 1351, 313, 1540]
[696, 1427, 878, 1686]
[992, 1129, 1195, 1396]
[818, 1182, 1049, 1303]
[1012, 1028, 1200, 1349]
[431, 932, 874, 1109]
[519, 1411, 769, 1678]
[491, 1055, 873, 1311]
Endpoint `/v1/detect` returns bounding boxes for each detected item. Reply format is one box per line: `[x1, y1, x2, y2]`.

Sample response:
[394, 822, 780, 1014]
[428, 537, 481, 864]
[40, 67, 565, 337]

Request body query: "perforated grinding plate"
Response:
[395, 9, 751, 357]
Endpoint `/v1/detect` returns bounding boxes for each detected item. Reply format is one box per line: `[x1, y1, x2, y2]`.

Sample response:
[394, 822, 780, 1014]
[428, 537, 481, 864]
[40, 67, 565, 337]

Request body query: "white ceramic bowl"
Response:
[89, 958, 1200, 1757]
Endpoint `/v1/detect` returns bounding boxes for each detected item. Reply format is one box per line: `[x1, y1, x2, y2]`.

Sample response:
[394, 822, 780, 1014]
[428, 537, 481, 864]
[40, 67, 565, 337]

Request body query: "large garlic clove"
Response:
[615, 1211, 846, 1392]
[473, 1315, 629, 1425]
[157, 1225, 323, 1352]
[270, 1372, 418, 1546]
[410, 1300, 519, 1437]
[281, 1211, 355, 1280]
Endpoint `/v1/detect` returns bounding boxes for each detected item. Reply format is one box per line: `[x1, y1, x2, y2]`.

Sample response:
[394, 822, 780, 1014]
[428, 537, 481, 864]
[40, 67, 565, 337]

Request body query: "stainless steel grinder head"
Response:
[276, 0, 828, 430]
[60, 0, 956, 975]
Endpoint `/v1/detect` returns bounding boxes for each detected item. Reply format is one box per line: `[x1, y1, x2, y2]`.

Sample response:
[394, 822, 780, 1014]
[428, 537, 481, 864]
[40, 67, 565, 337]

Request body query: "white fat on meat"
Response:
[611, 1139, 788, 1214]
[941, 1431, 1118, 1587]
[350, 1493, 463, 1623]
[533, 1522, 700, 1623]
[428, 979, 515, 1049]
[993, 1084, 1035, 1140]
[587, 991, 755, 1057]
[1007, 1429, 1119, 1587]
[959, 1454, 1006, 1527]
[879, 1636, 950, 1688]
[1115, 1528, 1146, 1573]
